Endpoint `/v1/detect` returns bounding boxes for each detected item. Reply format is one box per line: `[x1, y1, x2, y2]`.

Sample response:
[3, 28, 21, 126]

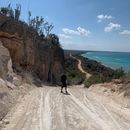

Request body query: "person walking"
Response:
[60, 73, 68, 94]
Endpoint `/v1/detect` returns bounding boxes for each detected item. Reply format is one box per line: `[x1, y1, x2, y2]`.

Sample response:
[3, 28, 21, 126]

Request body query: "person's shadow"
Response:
[62, 92, 70, 95]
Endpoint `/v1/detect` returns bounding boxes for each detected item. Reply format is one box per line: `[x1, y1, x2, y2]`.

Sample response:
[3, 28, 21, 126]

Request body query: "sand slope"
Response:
[1, 86, 130, 130]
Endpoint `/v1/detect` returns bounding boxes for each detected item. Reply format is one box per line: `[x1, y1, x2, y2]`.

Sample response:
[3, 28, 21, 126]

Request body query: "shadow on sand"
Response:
[62, 92, 70, 95]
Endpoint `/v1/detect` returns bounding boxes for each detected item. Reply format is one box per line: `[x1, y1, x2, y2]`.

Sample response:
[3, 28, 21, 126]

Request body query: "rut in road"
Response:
[2, 86, 130, 130]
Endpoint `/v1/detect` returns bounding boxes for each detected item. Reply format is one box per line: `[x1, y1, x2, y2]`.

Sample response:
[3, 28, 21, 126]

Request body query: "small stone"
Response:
[0, 121, 3, 125]
[2, 119, 10, 125]
[6, 81, 15, 89]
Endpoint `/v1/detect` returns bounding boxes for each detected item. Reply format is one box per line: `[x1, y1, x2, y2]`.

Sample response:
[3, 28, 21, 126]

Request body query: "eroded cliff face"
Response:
[34, 38, 64, 83]
[0, 14, 64, 84]
[0, 41, 10, 79]
[0, 32, 24, 72]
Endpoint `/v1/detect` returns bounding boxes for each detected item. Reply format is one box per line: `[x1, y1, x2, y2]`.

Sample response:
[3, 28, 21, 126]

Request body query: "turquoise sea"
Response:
[82, 51, 130, 72]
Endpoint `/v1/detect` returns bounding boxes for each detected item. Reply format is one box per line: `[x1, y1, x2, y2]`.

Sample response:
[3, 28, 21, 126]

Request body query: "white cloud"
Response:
[62, 27, 90, 36]
[97, 14, 114, 22]
[104, 22, 121, 32]
[77, 27, 90, 36]
[58, 34, 72, 39]
[120, 30, 130, 35]
[62, 28, 79, 35]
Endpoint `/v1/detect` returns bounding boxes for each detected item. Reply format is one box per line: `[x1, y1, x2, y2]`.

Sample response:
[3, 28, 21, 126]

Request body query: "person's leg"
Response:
[65, 84, 68, 93]
[61, 84, 63, 93]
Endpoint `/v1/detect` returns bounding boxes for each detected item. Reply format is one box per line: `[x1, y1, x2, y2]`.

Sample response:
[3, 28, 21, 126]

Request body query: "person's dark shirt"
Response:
[61, 74, 67, 84]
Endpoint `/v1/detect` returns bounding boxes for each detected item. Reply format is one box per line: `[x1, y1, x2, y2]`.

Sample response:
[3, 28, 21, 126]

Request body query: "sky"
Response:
[0, 0, 130, 52]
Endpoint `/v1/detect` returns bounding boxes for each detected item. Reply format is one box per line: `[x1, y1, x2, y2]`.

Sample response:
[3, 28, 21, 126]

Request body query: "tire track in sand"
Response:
[42, 89, 52, 130]
[68, 91, 122, 130]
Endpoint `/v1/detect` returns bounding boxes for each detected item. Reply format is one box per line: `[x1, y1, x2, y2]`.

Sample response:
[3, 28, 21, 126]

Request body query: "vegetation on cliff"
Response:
[64, 50, 125, 87]
[76, 55, 125, 87]
[65, 55, 85, 85]
[0, 4, 64, 84]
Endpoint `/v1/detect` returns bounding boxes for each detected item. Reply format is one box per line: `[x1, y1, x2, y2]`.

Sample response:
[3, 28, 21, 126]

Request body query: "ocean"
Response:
[82, 51, 130, 72]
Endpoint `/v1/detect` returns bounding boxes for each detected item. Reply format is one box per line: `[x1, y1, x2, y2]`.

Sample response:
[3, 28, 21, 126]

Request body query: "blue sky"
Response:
[0, 0, 130, 52]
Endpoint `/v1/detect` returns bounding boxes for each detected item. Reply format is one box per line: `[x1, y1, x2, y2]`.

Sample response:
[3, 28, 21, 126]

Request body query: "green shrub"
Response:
[65, 57, 85, 85]
[113, 68, 125, 79]
[84, 74, 103, 88]
[67, 70, 85, 85]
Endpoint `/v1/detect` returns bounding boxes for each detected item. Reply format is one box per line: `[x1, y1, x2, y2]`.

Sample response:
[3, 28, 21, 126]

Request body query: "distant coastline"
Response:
[64, 49, 87, 55]
[81, 51, 130, 72]
[64, 49, 130, 72]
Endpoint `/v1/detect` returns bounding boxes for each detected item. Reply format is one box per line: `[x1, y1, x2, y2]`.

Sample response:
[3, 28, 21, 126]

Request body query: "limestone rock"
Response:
[12, 76, 22, 86]
[0, 42, 10, 79]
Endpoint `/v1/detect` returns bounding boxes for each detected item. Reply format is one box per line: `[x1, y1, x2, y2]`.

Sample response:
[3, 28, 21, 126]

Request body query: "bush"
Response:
[84, 74, 103, 88]
[67, 70, 85, 85]
[65, 57, 85, 85]
[113, 68, 125, 79]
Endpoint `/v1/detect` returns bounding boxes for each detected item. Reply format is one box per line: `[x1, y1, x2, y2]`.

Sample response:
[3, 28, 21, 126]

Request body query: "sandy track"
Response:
[2, 86, 130, 130]
[70, 54, 91, 79]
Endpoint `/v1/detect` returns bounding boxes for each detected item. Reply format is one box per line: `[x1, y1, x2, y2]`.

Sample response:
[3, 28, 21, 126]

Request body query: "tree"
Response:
[44, 22, 54, 36]
[29, 15, 54, 36]
[0, 4, 54, 38]
[0, 7, 9, 16]
[35, 16, 44, 32]
[29, 16, 44, 34]
[15, 4, 21, 21]
[48, 34, 61, 47]
[7, 4, 14, 19]
[0, 4, 14, 19]
[28, 11, 31, 25]
[9, 8, 14, 19]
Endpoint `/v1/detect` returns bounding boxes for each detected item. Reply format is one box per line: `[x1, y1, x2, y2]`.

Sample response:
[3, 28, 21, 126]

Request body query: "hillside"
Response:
[65, 53, 130, 100]
[0, 5, 130, 130]
[0, 8, 64, 84]
[0, 5, 64, 123]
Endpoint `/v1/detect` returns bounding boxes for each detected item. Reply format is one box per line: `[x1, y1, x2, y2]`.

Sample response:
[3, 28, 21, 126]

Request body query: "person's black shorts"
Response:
[61, 82, 67, 88]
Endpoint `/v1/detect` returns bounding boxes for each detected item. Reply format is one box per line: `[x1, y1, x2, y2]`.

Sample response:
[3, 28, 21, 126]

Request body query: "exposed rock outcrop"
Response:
[0, 13, 64, 84]
[0, 32, 23, 73]
[0, 41, 10, 79]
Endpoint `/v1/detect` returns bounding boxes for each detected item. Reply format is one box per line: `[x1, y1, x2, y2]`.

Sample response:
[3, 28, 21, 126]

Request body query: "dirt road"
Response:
[2, 86, 130, 130]
[70, 54, 91, 79]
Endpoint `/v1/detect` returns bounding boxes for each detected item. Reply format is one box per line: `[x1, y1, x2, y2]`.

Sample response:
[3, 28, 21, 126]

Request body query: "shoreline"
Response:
[81, 51, 128, 73]
[64, 49, 125, 87]
[64, 50, 115, 74]
[82, 54, 116, 70]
